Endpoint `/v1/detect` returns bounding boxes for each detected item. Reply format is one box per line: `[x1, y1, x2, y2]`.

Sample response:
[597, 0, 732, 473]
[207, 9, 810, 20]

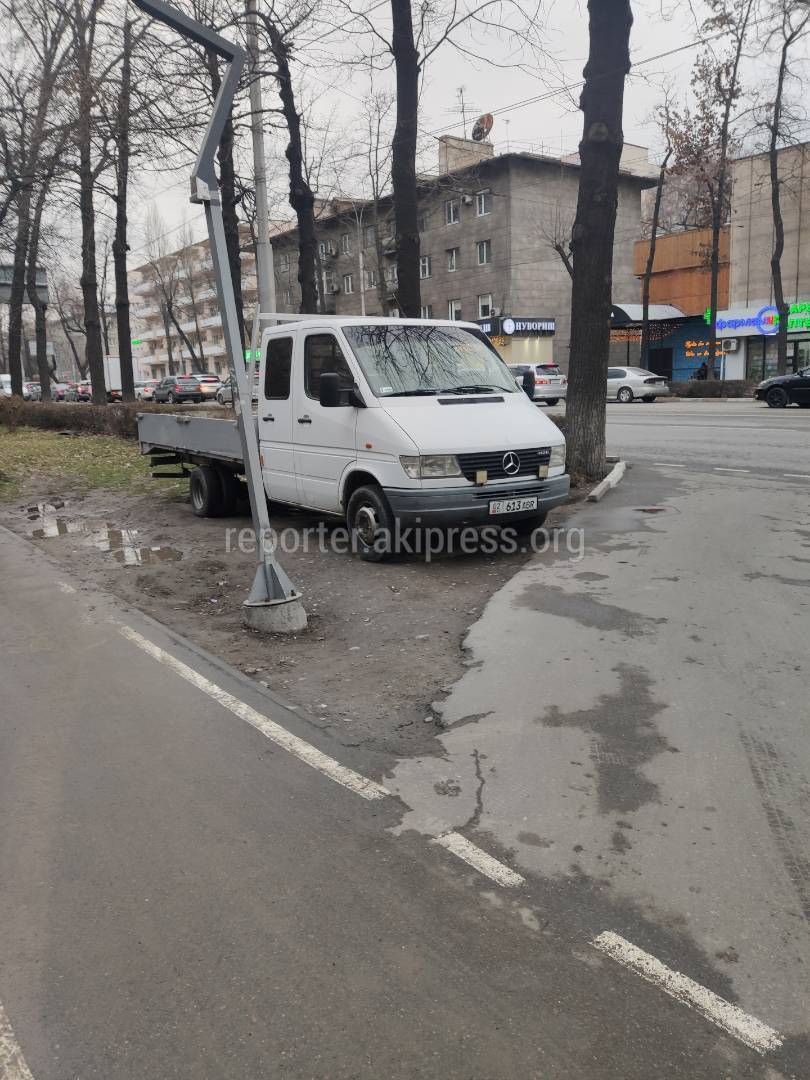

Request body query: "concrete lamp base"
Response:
[242, 594, 308, 634]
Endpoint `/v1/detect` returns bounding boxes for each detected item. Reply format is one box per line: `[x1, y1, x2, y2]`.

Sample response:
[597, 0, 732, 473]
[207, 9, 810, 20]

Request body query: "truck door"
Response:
[294, 332, 358, 512]
[258, 334, 298, 505]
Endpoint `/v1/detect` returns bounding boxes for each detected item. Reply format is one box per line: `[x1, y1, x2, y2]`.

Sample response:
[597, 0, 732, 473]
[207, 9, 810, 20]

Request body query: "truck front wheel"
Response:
[190, 465, 224, 517]
[346, 485, 395, 562]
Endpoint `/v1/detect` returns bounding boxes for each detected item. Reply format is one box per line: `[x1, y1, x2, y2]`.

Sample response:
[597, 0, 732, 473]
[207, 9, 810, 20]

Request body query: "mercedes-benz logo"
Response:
[503, 451, 520, 475]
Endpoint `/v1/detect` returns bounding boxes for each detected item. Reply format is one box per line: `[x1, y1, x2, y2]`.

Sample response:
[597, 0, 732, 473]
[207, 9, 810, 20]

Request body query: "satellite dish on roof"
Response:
[471, 113, 493, 142]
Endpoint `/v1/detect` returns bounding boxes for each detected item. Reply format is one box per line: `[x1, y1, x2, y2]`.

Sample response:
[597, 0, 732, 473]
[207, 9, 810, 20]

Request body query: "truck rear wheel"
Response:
[190, 465, 224, 517]
[347, 485, 395, 562]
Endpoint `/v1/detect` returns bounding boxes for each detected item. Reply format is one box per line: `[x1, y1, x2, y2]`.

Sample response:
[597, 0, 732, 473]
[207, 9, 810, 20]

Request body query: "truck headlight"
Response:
[400, 454, 462, 479]
[550, 444, 566, 468]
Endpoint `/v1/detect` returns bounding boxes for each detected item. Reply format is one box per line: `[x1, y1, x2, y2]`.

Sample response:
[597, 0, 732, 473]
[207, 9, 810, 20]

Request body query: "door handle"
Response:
[297, 415, 312, 424]
[262, 413, 274, 422]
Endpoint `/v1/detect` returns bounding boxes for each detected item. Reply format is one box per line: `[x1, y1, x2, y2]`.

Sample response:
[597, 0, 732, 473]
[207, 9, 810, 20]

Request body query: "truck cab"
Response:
[256, 317, 569, 557]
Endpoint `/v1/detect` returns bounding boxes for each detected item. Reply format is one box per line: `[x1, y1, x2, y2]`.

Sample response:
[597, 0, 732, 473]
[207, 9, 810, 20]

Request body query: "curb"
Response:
[587, 460, 627, 502]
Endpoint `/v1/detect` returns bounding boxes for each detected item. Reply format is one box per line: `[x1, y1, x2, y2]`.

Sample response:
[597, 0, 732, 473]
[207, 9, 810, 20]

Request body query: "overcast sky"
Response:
[127, 0, 802, 265]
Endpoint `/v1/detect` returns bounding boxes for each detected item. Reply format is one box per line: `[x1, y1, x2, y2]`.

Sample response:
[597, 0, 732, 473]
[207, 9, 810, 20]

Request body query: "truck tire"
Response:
[347, 485, 395, 562]
[216, 466, 240, 516]
[190, 465, 224, 517]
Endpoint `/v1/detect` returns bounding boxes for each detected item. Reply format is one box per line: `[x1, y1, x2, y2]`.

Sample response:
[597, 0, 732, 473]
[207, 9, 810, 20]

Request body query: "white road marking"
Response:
[653, 462, 686, 468]
[592, 931, 782, 1055]
[713, 467, 750, 473]
[0, 1000, 35, 1080]
[118, 625, 389, 801]
[431, 832, 525, 887]
[783, 473, 810, 479]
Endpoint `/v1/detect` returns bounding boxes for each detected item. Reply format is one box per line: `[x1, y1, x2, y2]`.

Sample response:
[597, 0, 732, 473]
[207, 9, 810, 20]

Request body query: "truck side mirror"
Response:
[319, 371, 342, 408]
[522, 370, 535, 398]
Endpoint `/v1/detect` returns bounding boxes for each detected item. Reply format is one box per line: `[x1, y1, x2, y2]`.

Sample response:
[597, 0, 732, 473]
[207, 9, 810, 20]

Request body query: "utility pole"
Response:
[133, 0, 306, 634]
[246, 0, 276, 317]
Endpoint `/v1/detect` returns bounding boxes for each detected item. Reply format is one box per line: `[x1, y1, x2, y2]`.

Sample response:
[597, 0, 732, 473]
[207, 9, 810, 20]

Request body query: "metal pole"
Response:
[356, 208, 366, 316]
[246, 0, 276, 315]
[133, 0, 305, 633]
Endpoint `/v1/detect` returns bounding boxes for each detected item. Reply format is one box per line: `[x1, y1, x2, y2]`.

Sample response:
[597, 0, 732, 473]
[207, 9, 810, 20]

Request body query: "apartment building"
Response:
[272, 136, 657, 369]
[129, 137, 654, 376]
[129, 231, 259, 379]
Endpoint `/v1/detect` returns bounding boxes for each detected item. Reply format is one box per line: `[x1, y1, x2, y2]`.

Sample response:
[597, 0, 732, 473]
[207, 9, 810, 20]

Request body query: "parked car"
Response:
[0, 374, 11, 397]
[754, 367, 810, 408]
[65, 381, 92, 402]
[51, 383, 71, 402]
[607, 367, 670, 403]
[509, 362, 567, 404]
[216, 376, 234, 405]
[138, 379, 160, 401]
[23, 382, 41, 401]
[195, 373, 221, 399]
[153, 375, 204, 404]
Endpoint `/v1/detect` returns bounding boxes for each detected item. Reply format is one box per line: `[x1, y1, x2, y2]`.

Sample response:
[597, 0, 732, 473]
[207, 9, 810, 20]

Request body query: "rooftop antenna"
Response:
[457, 86, 468, 138]
[505, 118, 510, 153]
[132, 0, 306, 633]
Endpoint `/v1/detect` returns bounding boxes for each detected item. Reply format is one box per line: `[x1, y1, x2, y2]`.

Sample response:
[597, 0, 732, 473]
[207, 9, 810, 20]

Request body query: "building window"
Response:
[445, 198, 460, 225]
[341, 233, 351, 254]
[279, 252, 290, 270]
[342, 273, 354, 294]
[448, 299, 462, 321]
[478, 294, 493, 319]
[417, 211, 430, 232]
[477, 239, 492, 265]
[389, 306, 400, 318]
[283, 287, 293, 305]
[447, 247, 459, 272]
[419, 255, 432, 279]
[476, 190, 492, 216]
[365, 268, 378, 289]
[420, 304, 434, 319]
[364, 225, 375, 247]
[386, 265, 398, 284]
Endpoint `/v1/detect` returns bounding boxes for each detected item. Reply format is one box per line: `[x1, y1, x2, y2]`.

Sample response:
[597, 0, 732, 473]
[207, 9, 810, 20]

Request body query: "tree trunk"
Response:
[26, 186, 52, 402]
[7, 188, 32, 397]
[206, 51, 245, 344]
[566, 0, 632, 482]
[161, 303, 176, 376]
[167, 301, 201, 369]
[641, 147, 671, 369]
[114, 19, 136, 402]
[707, 191, 722, 380]
[262, 23, 319, 314]
[770, 34, 791, 376]
[553, 242, 574, 279]
[390, 0, 421, 317]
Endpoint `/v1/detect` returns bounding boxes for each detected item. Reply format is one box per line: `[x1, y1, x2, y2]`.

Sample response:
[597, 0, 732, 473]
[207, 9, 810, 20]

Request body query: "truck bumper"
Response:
[383, 474, 570, 527]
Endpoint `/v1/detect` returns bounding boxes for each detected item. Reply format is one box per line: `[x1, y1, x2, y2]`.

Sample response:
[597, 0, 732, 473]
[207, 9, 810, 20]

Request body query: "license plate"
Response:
[489, 496, 538, 516]
[201, 385, 215, 393]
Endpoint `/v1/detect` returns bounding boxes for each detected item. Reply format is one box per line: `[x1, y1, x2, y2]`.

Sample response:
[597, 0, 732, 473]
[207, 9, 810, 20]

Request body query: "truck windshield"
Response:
[341, 324, 518, 397]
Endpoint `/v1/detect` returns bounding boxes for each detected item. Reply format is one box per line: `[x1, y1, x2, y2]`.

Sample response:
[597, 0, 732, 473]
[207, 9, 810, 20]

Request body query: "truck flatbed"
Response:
[138, 411, 250, 469]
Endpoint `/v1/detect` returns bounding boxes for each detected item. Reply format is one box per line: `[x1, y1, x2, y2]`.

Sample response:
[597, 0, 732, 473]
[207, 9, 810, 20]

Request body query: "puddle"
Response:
[634, 507, 668, 514]
[27, 504, 182, 566]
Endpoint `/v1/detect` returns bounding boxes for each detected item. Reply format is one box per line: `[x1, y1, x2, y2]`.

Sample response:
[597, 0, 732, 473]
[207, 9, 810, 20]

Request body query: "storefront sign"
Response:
[477, 316, 555, 337]
[710, 301, 810, 337]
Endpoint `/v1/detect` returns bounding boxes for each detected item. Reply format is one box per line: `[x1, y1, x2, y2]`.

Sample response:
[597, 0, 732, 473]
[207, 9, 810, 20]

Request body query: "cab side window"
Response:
[304, 334, 354, 399]
[264, 337, 293, 399]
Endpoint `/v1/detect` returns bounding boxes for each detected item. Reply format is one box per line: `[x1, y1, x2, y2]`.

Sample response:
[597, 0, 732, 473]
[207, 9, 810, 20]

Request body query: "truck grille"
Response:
[457, 447, 551, 481]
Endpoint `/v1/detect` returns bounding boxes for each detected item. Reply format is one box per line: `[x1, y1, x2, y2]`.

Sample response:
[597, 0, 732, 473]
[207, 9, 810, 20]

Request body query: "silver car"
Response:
[509, 362, 568, 404]
[607, 366, 670, 403]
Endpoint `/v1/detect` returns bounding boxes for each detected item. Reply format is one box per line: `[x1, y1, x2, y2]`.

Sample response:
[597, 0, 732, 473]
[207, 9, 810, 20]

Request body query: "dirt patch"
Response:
[2, 471, 581, 757]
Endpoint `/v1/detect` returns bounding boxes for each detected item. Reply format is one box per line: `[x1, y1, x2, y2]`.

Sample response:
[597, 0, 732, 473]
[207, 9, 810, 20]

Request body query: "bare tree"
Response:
[670, 0, 756, 378]
[760, 0, 810, 374]
[566, 0, 633, 482]
[640, 96, 674, 370]
[144, 207, 206, 372]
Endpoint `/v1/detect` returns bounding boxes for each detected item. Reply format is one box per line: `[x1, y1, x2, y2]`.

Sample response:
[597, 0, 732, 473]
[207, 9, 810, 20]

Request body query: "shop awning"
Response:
[611, 303, 686, 326]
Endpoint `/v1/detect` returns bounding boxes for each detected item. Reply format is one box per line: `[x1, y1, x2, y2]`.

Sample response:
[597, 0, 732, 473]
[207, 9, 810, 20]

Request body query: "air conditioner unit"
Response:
[721, 338, 739, 352]
[461, 194, 474, 205]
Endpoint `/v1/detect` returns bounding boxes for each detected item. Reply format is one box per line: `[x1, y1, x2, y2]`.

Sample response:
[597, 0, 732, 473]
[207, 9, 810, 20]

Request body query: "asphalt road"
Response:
[1, 400, 809, 1077]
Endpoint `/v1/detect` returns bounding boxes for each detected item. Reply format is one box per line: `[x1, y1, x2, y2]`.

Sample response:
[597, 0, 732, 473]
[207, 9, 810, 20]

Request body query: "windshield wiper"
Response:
[382, 388, 443, 396]
[438, 384, 503, 394]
